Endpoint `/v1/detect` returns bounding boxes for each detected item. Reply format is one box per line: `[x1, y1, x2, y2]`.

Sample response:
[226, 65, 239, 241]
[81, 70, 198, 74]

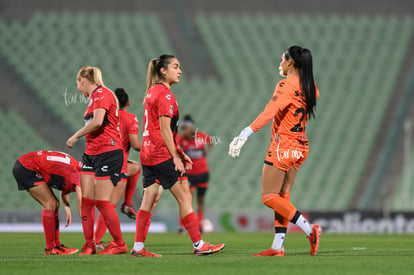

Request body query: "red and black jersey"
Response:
[84, 86, 122, 155]
[118, 110, 139, 155]
[140, 84, 179, 166]
[178, 131, 210, 175]
[18, 151, 81, 193]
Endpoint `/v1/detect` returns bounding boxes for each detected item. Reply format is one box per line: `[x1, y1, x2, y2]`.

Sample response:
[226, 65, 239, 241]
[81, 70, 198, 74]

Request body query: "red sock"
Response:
[182, 212, 202, 243]
[197, 211, 204, 229]
[81, 197, 95, 244]
[42, 209, 56, 250]
[95, 204, 116, 243]
[54, 209, 61, 247]
[94, 200, 124, 246]
[124, 168, 140, 206]
[135, 210, 151, 242]
[144, 212, 152, 237]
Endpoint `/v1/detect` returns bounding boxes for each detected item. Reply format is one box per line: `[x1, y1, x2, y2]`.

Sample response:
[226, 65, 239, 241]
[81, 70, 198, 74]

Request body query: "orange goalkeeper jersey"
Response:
[250, 75, 319, 141]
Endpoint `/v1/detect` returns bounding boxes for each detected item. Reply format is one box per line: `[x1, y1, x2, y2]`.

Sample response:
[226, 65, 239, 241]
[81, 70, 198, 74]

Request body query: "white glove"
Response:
[228, 126, 254, 158]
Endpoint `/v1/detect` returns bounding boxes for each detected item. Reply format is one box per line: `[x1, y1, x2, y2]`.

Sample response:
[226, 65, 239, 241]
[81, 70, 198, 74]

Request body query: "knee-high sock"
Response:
[182, 212, 202, 244]
[124, 168, 140, 206]
[95, 204, 116, 243]
[262, 194, 297, 221]
[42, 209, 56, 250]
[81, 197, 95, 244]
[54, 209, 61, 247]
[94, 200, 124, 246]
[135, 210, 151, 243]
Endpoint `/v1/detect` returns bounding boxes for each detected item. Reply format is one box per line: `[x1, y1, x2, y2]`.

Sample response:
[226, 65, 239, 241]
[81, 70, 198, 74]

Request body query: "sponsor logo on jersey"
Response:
[169, 105, 174, 114]
[82, 164, 93, 170]
[166, 94, 171, 100]
[101, 165, 108, 172]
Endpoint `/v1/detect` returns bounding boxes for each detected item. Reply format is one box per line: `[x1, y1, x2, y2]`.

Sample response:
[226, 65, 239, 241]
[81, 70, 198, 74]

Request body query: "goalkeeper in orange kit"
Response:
[229, 46, 321, 256]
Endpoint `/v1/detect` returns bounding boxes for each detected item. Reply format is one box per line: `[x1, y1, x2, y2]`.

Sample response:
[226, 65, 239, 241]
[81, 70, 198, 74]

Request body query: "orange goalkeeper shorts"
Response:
[264, 134, 309, 171]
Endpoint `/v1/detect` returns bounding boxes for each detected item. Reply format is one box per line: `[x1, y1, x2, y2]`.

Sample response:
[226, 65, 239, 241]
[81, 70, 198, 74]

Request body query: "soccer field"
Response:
[1, 233, 413, 274]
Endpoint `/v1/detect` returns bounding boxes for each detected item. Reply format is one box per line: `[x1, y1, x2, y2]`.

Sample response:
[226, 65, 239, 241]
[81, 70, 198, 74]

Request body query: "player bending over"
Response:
[12, 150, 81, 255]
[229, 46, 321, 256]
[131, 55, 225, 257]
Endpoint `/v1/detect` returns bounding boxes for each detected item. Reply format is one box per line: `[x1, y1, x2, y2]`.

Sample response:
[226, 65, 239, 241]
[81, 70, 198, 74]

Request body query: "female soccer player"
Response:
[229, 46, 321, 256]
[178, 115, 212, 233]
[12, 150, 81, 255]
[131, 55, 225, 257]
[94, 88, 141, 249]
[66, 66, 127, 255]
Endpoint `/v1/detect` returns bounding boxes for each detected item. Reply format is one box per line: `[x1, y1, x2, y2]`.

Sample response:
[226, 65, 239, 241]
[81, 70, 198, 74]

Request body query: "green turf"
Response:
[0, 233, 413, 274]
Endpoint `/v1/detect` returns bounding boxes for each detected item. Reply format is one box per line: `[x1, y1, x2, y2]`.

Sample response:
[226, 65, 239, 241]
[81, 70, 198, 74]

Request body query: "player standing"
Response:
[12, 150, 81, 255]
[66, 66, 127, 255]
[131, 55, 225, 257]
[229, 46, 321, 256]
[94, 88, 141, 249]
[178, 115, 212, 233]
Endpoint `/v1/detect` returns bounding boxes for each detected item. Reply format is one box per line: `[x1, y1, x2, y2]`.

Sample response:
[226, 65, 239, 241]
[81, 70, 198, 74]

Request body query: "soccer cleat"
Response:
[194, 242, 225, 256]
[130, 248, 163, 257]
[44, 248, 64, 255]
[80, 242, 96, 255]
[97, 241, 128, 255]
[95, 242, 105, 250]
[308, 224, 322, 256]
[121, 203, 137, 220]
[56, 244, 79, 255]
[253, 248, 285, 257]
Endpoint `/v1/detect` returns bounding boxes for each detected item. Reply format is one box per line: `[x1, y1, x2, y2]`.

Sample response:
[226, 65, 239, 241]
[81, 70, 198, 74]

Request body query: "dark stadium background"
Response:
[0, 0, 413, 233]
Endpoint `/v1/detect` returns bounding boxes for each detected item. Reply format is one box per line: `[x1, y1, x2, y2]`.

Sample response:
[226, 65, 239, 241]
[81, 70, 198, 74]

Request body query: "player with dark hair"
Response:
[67, 66, 127, 255]
[229, 46, 321, 256]
[12, 150, 81, 255]
[178, 115, 212, 233]
[131, 54, 225, 257]
[94, 88, 141, 249]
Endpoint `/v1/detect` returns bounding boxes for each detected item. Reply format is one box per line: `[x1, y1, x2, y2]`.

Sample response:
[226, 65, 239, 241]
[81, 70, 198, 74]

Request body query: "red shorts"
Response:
[264, 134, 309, 171]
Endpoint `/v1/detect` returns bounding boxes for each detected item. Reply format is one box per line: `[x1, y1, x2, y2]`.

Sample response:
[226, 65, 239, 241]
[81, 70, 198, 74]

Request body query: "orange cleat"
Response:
[130, 248, 163, 257]
[308, 224, 322, 256]
[80, 242, 96, 255]
[194, 242, 225, 256]
[97, 241, 127, 255]
[253, 248, 285, 257]
[56, 244, 79, 255]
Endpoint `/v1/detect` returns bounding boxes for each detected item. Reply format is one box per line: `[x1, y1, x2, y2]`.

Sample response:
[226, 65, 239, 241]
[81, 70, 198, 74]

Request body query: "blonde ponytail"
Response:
[92, 67, 104, 86]
[77, 66, 104, 87]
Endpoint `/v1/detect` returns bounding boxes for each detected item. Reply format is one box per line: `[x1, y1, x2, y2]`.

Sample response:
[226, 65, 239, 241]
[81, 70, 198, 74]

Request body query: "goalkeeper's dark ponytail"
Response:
[285, 46, 316, 119]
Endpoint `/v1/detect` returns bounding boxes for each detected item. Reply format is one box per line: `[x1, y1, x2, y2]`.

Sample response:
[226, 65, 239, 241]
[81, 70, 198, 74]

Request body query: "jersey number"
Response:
[290, 107, 306, 133]
[143, 109, 149, 137]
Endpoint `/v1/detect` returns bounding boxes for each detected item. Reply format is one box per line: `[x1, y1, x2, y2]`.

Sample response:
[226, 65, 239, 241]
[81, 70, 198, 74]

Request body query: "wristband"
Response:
[239, 126, 254, 141]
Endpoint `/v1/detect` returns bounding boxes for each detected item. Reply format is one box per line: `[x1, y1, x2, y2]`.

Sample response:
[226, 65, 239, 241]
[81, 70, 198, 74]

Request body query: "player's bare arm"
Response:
[66, 108, 106, 148]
